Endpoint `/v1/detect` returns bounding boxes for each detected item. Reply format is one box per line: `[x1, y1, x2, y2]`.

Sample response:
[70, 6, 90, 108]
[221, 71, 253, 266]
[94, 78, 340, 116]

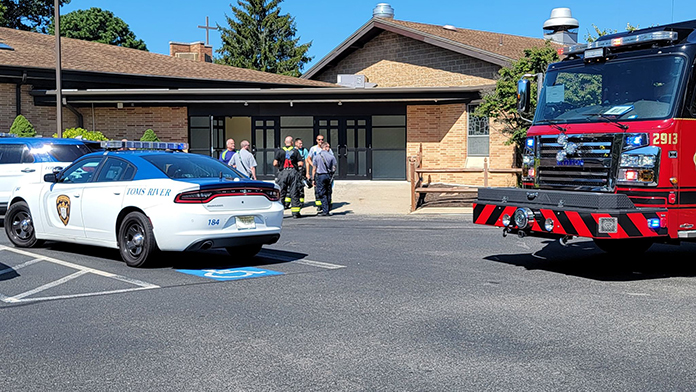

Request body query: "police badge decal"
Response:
[56, 195, 71, 226]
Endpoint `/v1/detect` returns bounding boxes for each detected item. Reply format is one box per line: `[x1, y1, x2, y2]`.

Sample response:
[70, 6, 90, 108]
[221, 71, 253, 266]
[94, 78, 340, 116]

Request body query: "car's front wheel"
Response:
[226, 244, 262, 259]
[118, 211, 158, 268]
[5, 201, 43, 248]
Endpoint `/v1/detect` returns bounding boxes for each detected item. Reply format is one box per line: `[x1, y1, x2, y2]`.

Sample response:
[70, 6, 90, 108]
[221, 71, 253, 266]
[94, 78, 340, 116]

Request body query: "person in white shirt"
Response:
[229, 140, 257, 180]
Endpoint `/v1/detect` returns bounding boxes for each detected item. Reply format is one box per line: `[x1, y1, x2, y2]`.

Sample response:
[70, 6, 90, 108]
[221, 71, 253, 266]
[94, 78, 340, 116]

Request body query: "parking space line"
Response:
[9, 270, 89, 301]
[0, 258, 43, 276]
[0, 245, 160, 304]
[294, 259, 346, 270]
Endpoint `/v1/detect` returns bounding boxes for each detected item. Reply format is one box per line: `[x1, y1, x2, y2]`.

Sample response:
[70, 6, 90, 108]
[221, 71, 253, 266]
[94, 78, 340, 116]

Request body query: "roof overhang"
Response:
[301, 18, 513, 80]
[33, 85, 494, 106]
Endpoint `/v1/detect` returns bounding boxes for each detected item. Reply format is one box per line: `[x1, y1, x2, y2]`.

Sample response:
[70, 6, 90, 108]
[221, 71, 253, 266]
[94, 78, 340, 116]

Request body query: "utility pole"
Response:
[54, 0, 62, 137]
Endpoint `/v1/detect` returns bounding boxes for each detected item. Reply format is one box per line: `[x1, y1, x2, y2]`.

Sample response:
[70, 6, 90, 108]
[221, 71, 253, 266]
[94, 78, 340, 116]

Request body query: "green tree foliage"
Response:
[585, 23, 640, 43]
[216, 0, 312, 77]
[140, 129, 160, 142]
[476, 42, 559, 152]
[47, 7, 147, 50]
[0, 0, 70, 33]
[53, 127, 108, 141]
[9, 115, 36, 137]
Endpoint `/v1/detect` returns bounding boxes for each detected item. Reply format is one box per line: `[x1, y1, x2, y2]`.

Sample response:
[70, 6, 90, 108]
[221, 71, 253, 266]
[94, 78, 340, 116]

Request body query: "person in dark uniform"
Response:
[312, 142, 337, 216]
[274, 136, 304, 218]
[219, 139, 236, 165]
[294, 138, 310, 206]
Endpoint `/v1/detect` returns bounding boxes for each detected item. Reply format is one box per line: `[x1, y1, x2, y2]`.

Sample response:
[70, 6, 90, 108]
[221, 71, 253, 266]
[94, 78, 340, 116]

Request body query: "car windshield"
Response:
[142, 153, 245, 180]
[44, 144, 93, 162]
[535, 55, 685, 125]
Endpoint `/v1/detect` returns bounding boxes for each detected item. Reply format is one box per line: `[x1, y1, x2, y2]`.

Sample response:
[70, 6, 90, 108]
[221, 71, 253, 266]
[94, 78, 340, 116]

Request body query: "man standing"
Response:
[230, 140, 257, 180]
[274, 136, 303, 218]
[306, 134, 334, 213]
[219, 139, 236, 165]
[294, 138, 310, 205]
[313, 142, 337, 216]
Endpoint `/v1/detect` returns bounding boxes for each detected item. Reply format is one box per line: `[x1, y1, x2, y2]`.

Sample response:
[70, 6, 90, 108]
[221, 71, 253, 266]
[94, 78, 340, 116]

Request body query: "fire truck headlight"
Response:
[618, 146, 660, 186]
[502, 214, 511, 226]
[545, 218, 555, 231]
[513, 208, 534, 230]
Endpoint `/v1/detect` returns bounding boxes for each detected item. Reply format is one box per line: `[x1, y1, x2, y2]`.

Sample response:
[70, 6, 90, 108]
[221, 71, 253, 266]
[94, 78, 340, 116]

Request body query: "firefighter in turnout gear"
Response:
[274, 136, 304, 218]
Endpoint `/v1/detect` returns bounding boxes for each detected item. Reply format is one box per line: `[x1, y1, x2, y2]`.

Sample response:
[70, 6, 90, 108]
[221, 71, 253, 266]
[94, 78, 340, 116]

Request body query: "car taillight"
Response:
[174, 188, 280, 203]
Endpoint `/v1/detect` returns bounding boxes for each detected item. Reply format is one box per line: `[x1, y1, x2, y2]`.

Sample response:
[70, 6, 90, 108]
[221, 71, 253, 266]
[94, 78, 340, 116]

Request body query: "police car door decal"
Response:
[56, 195, 71, 226]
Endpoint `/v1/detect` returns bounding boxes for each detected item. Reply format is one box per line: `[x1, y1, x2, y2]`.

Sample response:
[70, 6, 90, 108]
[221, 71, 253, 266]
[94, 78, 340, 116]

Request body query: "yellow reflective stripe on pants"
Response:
[315, 200, 322, 206]
[284, 197, 291, 203]
[291, 207, 301, 212]
[300, 198, 305, 203]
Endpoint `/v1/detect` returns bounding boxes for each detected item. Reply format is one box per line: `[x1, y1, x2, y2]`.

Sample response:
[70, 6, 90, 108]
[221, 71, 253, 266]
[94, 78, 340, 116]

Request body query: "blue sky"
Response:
[61, 0, 695, 70]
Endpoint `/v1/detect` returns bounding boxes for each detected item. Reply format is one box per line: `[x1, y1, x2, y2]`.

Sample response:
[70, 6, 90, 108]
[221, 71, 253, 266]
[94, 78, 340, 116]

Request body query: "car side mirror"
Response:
[44, 173, 57, 183]
[517, 79, 531, 115]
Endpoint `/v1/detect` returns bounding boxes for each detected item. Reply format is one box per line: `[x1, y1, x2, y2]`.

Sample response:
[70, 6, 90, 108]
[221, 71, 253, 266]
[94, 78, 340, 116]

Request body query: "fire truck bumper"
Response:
[473, 188, 669, 239]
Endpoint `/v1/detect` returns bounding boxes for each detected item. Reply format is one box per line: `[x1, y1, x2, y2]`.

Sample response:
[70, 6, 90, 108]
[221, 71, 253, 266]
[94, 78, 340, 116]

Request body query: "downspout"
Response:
[65, 101, 84, 129]
[15, 71, 26, 116]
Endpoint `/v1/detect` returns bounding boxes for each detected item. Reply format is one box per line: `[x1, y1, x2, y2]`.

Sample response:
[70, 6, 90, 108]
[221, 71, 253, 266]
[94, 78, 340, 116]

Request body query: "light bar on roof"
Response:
[561, 31, 679, 56]
[100, 140, 189, 151]
[0, 132, 18, 138]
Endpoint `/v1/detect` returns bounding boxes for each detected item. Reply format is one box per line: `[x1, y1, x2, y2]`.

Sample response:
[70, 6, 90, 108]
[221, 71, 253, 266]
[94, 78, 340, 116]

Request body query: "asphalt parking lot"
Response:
[1, 214, 696, 391]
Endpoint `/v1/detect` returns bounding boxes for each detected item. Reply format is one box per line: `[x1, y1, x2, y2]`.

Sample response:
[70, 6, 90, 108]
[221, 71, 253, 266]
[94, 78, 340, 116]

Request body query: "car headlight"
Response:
[618, 146, 660, 186]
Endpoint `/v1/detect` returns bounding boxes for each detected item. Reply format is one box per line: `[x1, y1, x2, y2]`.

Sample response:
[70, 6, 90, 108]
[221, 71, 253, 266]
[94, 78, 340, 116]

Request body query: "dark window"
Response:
[47, 144, 93, 162]
[96, 158, 136, 182]
[142, 153, 244, 180]
[60, 157, 103, 184]
[0, 145, 32, 164]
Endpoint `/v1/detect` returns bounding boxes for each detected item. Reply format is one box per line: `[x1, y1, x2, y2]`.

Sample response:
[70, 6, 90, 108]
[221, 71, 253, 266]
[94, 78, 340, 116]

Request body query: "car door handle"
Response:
[73, 194, 80, 198]
[113, 192, 121, 195]
[21, 168, 35, 173]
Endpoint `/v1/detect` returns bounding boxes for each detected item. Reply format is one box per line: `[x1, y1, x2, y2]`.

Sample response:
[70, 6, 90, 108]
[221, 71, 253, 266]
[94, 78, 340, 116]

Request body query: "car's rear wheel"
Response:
[593, 238, 653, 255]
[5, 201, 43, 248]
[118, 212, 158, 268]
[226, 244, 262, 259]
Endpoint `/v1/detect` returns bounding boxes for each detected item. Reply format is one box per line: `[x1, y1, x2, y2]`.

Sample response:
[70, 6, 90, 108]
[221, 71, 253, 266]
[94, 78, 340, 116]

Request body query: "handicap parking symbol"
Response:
[176, 267, 284, 281]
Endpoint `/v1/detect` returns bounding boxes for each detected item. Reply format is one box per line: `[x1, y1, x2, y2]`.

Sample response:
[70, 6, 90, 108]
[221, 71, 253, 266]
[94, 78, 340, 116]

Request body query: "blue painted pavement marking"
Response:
[176, 267, 284, 281]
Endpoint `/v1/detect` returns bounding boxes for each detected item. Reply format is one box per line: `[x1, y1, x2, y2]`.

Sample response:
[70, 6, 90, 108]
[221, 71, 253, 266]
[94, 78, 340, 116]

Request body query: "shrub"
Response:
[140, 129, 160, 142]
[9, 115, 36, 137]
[53, 127, 109, 141]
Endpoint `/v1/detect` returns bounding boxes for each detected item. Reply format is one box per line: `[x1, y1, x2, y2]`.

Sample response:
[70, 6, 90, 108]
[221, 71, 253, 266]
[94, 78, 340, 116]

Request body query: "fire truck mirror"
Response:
[517, 79, 532, 115]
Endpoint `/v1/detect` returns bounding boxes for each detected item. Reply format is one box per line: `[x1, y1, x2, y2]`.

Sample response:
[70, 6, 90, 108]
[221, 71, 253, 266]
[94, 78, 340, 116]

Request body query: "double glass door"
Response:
[315, 117, 371, 180]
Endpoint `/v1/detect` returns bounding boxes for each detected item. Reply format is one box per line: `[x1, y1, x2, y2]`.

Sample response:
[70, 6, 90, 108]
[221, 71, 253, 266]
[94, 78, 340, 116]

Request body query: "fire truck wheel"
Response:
[593, 238, 653, 255]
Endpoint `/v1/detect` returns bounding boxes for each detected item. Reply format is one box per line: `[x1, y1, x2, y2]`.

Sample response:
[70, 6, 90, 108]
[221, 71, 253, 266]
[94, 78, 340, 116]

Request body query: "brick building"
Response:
[302, 12, 552, 185]
[0, 5, 551, 183]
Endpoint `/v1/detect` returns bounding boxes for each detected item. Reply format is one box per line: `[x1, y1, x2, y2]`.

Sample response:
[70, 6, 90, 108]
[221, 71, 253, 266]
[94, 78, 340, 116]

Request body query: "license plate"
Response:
[236, 216, 256, 230]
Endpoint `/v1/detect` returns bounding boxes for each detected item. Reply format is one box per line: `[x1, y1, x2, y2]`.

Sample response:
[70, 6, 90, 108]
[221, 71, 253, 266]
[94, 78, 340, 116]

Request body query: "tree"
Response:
[47, 8, 147, 50]
[585, 23, 640, 43]
[0, 0, 70, 33]
[476, 42, 559, 157]
[140, 129, 160, 142]
[216, 0, 312, 77]
[10, 115, 36, 137]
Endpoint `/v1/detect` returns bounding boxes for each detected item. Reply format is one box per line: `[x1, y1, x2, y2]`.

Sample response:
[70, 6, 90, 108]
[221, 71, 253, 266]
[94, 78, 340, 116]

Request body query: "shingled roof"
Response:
[0, 27, 334, 88]
[302, 18, 557, 79]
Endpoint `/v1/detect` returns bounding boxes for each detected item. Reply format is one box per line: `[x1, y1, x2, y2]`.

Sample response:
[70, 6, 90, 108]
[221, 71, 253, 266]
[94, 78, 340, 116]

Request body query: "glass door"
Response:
[251, 117, 279, 180]
[315, 117, 371, 180]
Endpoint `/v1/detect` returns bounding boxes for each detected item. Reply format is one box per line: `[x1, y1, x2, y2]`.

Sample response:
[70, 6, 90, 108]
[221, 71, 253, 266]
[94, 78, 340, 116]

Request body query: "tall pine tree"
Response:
[216, 0, 312, 77]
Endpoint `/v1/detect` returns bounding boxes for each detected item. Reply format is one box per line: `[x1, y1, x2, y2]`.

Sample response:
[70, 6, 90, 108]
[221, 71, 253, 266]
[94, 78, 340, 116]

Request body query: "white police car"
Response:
[0, 133, 98, 215]
[4, 141, 283, 267]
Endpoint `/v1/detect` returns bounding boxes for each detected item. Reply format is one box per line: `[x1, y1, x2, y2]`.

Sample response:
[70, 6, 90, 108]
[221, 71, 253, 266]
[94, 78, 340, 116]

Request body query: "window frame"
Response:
[467, 104, 490, 158]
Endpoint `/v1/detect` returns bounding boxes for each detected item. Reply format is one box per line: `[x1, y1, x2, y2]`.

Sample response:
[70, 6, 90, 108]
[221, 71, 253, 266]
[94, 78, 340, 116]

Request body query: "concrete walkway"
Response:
[282, 180, 470, 216]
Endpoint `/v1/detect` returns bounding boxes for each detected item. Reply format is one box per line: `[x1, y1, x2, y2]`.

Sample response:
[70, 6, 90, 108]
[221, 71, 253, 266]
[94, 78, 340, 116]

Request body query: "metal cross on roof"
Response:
[197, 16, 217, 46]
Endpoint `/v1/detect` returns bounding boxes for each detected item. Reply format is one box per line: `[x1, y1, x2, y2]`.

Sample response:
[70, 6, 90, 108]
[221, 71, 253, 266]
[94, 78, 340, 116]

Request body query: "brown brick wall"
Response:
[1, 83, 187, 142]
[407, 104, 516, 187]
[314, 31, 500, 87]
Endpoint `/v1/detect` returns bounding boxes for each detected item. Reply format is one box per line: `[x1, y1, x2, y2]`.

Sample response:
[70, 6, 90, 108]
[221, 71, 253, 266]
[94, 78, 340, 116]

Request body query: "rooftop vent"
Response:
[373, 3, 394, 19]
[543, 8, 579, 45]
[443, 25, 457, 31]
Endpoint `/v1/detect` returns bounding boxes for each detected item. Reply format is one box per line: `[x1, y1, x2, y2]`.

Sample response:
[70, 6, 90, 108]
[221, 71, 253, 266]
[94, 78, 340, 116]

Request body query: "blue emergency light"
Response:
[100, 140, 189, 151]
[526, 137, 535, 149]
[0, 132, 18, 138]
[647, 218, 661, 229]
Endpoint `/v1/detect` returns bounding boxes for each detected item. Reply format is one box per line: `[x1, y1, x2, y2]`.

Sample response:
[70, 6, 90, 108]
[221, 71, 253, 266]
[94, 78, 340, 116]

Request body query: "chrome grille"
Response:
[537, 134, 617, 191]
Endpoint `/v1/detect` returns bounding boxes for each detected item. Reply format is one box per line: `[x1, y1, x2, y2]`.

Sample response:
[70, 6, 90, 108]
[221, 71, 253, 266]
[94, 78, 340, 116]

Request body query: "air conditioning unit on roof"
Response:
[175, 52, 199, 61]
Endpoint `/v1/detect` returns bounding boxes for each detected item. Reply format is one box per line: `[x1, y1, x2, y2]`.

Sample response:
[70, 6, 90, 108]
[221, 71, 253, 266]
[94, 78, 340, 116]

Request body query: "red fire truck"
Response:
[473, 20, 696, 253]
